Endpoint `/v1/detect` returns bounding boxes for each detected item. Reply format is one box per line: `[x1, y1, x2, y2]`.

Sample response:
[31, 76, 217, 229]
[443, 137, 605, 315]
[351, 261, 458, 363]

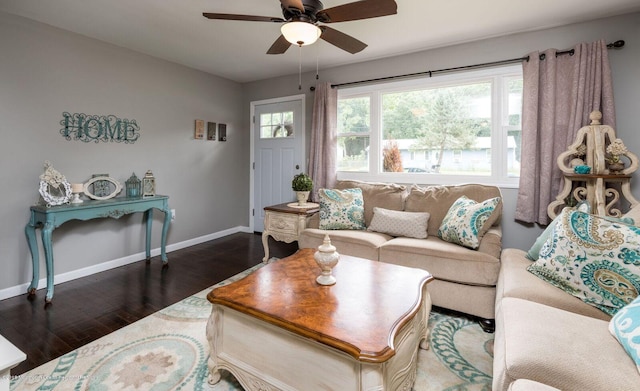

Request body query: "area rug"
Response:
[10, 263, 493, 391]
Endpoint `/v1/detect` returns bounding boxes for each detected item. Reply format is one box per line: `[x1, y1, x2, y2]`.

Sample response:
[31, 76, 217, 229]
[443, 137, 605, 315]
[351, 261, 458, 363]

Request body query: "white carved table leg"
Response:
[206, 306, 222, 385]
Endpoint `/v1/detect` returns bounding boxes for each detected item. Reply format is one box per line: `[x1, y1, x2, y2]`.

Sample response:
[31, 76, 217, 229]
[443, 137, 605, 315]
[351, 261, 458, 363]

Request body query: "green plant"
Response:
[292, 173, 313, 192]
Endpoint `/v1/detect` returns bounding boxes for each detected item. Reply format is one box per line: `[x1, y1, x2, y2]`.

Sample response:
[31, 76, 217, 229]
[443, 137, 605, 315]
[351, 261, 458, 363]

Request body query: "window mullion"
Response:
[492, 76, 505, 180]
[370, 92, 381, 174]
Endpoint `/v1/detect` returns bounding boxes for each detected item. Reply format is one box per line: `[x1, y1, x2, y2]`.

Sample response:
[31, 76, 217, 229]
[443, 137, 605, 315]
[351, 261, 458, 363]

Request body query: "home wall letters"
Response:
[60, 112, 140, 143]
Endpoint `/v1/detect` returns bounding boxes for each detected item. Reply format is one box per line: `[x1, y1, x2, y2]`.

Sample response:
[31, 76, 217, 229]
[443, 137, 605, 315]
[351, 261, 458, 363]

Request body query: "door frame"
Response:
[249, 94, 306, 232]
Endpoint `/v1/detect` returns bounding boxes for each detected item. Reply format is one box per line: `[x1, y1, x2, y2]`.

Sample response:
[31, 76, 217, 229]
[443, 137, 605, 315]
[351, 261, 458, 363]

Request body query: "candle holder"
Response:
[71, 183, 84, 204]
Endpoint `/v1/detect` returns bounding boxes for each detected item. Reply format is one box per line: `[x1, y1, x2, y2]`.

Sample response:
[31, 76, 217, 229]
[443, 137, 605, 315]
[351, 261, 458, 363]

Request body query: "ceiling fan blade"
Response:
[267, 35, 292, 55]
[317, 0, 397, 23]
[319, 26, 367, 54]
[203, 13, 284, 23]
[280, 0, 305, 13]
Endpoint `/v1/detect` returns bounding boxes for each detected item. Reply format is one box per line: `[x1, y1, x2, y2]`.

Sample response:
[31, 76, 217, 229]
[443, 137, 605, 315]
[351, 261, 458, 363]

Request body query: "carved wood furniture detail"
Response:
[206, 248, 434, 391]
[548, 111, 639, 219]
[261, 202, 319, 263]
[25, 195, 171, 303]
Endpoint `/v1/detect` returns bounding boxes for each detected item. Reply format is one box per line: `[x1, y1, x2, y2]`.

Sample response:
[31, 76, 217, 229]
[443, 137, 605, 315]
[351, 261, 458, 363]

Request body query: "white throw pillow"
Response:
[368, 207, 430, 239]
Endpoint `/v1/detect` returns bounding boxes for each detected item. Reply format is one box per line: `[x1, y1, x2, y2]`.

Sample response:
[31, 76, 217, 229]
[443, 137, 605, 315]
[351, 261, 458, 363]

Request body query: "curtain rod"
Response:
[310, 40, 625, 91]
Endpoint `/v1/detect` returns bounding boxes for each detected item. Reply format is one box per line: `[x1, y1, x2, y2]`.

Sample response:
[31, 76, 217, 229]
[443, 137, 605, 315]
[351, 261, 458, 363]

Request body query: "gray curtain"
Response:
[515, 39, 615, 225]
[308, 81, 338, 199]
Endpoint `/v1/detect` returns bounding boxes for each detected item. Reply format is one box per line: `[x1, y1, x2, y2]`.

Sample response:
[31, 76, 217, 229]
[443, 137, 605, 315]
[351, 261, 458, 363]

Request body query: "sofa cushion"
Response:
[298, 228, 390, 261]
[367, 207, 429, 239]
[508, 380, 560, 391]
[609, 295, 640, 375]
[437, 195, 501, 249]
[527, 208, 640, 316]
[493, 297, 640, 391]
[317, 188, 366, 230]
[498, 249, 611, 320]
[335, 180, 406, 226]
[379, 236, 500, 286]
[405, 184, 502, 237]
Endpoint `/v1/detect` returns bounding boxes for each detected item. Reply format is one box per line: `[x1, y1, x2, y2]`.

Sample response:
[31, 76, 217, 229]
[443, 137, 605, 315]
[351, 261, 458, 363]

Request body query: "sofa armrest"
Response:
[478, 224, 502, 259]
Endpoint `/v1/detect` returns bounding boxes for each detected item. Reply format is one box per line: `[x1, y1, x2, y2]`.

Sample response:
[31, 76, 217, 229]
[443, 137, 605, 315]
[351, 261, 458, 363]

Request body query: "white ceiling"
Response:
[1, 0, 639, 83]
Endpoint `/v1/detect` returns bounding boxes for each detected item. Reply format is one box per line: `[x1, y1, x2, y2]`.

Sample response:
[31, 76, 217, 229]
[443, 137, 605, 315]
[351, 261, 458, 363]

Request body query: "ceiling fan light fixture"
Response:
[281, 21, 321, 46]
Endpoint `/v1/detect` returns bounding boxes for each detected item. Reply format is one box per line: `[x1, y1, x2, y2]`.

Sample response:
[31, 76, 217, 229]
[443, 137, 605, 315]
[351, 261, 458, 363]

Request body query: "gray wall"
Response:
[242, 12, 640, 251]
[0, 12, 247, 298]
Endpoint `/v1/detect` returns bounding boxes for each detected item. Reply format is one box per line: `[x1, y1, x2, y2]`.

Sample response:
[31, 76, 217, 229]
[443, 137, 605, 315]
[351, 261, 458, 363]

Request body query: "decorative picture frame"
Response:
[39, 180, 72, 207]
[218, 123, 227, 142]
[83, 176, 122, 200]
[38, 160, 72, 207]
[195, 119, 205, 140]
[207, 122, 217, 141]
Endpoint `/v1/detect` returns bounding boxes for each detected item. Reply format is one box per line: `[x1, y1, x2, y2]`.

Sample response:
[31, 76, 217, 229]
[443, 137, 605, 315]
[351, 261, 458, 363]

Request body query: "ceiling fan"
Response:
[203, 0, 398, 55]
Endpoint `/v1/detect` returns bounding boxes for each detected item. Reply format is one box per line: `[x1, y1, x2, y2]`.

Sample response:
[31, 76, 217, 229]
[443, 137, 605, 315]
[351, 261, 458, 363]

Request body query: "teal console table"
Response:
[25, 195, 171, 303]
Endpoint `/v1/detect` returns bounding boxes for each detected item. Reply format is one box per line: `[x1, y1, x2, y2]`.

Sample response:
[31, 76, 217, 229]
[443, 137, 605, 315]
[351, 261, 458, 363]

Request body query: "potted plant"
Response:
[606, 138, 628, 174]
[292, 173, 313, 206]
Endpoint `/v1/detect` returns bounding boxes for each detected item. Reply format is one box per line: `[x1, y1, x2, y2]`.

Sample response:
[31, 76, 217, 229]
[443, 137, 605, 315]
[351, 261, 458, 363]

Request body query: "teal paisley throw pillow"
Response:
[437, 196, 501, 250]
[528, 208, 640, 316]
[318, 188, 366, 230]
[609, 295, 640, 375]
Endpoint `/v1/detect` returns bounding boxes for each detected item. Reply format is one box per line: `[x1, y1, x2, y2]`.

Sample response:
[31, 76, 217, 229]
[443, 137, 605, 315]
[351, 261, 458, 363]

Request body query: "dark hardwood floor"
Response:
[0, 232, 298, 375]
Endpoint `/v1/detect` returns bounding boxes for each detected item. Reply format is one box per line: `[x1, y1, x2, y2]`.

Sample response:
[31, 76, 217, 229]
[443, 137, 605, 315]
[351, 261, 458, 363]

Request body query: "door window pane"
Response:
[260, 111, 294, 138]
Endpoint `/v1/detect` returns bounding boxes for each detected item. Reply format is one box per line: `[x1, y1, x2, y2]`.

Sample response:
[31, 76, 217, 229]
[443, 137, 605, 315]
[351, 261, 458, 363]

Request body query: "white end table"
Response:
[261, 202, 319, 262]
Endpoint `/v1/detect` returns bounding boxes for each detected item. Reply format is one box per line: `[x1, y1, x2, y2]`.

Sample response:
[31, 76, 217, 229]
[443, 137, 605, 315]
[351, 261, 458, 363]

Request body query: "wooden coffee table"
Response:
[206, 248, 433, 391]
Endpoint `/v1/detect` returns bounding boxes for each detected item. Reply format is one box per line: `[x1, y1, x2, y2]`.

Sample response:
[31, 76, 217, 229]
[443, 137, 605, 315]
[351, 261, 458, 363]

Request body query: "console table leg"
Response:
[145, 209, 153, 261]
[161, 209, 170, 264]
[41, 223, 55, 303]
[24, 224, 39, 295]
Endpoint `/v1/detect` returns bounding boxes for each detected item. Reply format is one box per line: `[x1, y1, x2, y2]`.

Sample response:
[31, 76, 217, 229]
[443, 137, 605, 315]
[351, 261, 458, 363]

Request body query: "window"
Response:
[337, 96, 370, 172]
[260, 111, 294, 138]
[336, 65, 523, 187]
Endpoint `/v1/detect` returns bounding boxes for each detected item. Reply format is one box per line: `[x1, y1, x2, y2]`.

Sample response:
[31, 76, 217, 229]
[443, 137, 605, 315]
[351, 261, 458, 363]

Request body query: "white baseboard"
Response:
[0, 226, 252, 301]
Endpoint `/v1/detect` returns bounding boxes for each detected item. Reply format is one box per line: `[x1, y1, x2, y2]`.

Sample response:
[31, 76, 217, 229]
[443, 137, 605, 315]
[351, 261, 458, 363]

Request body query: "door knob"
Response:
[295, 165, 300, 169]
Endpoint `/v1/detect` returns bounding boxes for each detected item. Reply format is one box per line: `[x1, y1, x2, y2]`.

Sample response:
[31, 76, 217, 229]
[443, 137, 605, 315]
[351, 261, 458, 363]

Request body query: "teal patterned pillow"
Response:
[437, 196, 501, 249]
[526, 202, 593, 261]
[528, 208, 640, 315]
[318, 188, 366, 230]
[609, 295, 640, 375]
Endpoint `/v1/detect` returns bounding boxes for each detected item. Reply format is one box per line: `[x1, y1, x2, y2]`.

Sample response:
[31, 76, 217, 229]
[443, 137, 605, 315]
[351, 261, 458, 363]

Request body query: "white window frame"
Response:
[336, 64, 522, 188]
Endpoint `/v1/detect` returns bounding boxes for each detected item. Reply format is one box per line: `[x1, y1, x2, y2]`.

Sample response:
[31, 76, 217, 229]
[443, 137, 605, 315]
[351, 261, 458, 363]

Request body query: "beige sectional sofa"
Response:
[494, 249, 640, 391]
[298, 180, 503, 330]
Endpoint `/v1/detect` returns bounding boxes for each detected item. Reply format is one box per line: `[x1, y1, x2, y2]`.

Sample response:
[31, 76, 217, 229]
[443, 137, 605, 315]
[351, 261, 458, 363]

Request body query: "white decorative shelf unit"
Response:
[548, 111, 639, 219]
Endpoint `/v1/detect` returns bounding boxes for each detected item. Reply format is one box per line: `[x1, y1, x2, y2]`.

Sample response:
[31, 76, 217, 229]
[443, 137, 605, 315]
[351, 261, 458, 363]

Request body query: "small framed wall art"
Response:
[218, 123, 227, 142]
[207, 122, 217, 141]
[195, 119, 205, 140]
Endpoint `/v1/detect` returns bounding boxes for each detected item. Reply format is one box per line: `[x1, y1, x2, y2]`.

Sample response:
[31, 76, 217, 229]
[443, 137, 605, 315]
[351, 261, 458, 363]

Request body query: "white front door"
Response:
[252, 96, 305, 232]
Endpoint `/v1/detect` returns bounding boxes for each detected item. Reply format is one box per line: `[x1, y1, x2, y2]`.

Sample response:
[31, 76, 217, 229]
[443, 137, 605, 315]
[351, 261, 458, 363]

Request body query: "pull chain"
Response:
[298, 45, 302, 90]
